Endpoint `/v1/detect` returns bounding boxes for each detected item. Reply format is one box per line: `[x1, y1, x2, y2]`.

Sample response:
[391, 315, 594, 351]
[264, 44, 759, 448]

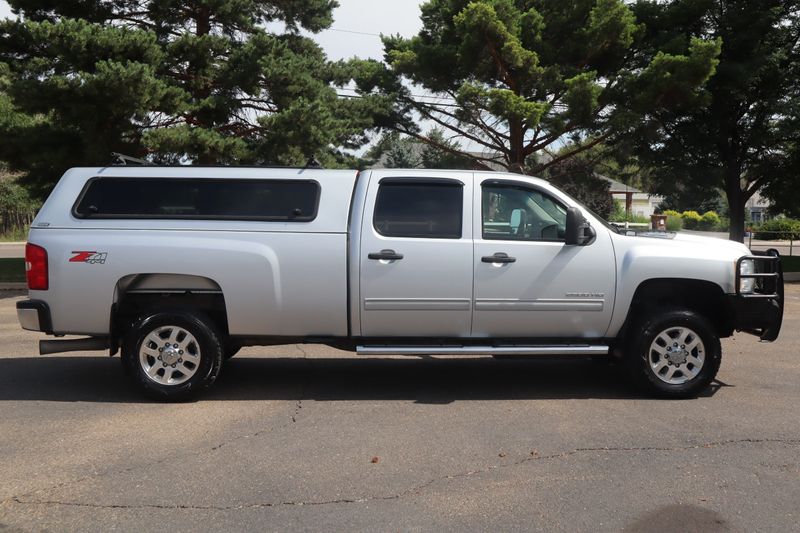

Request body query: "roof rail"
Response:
[111, 152, 152, 166]
[304, 157, 323, 169]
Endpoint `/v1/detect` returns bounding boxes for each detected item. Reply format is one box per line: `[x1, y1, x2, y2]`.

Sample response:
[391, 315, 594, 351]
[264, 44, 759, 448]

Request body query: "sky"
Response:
[0, 1, 424, 60]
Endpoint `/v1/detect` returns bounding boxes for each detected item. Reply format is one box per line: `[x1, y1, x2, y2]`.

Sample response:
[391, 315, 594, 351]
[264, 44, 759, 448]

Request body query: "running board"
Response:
[356, 345, 609, 356]
[40, 337, 109, 355]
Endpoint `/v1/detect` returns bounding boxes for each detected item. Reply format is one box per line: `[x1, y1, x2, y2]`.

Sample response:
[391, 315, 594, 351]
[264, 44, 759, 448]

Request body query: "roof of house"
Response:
[599, 175, 643, 194]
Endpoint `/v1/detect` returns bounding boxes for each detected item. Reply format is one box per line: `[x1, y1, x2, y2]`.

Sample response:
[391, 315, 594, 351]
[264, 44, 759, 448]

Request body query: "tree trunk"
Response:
[726, 175, 745, 243]
[507, 118, 525, 174]
[192, 5, 214, 165]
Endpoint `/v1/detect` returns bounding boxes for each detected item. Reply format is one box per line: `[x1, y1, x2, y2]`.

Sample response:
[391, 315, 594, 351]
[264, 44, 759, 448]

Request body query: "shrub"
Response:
[632, 214, 650, 224]
[608, 200, 650, 224]
[0, 177, 39, 237]
[699, 211, 721, 230]
[608, 200, 626, 222]
[681, 210, 702, 229]
[665, 215, 682, 231]
[660, 209, 683, 231]
[754, 218, 800, 240]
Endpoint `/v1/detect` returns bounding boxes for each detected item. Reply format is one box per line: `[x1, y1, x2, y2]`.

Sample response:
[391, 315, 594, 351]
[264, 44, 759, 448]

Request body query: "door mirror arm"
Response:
[565, 207, 596, 246]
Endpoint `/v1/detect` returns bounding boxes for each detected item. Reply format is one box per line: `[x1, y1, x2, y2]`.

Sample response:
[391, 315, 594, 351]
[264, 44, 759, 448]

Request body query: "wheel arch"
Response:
[111, 274, 229, 354]
[617, 278, 733, 345]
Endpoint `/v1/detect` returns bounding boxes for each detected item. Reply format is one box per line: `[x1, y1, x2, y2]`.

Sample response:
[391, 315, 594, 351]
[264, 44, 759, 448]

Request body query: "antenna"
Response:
[111, 152, 152, 166]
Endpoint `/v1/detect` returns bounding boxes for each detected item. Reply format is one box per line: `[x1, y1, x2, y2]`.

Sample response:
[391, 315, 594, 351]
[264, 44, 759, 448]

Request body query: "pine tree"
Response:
[0, 1, 376, 194]
[351, 0, 720, 176]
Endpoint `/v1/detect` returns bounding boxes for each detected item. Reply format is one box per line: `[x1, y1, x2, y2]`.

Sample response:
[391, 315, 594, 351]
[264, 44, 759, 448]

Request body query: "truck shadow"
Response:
[0, 355, 724, 403]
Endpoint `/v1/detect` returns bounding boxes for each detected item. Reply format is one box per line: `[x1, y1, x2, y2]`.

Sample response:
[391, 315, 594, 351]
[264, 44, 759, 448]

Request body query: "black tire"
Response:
[626, 308, 721, 399]
[121, 310, 223, 401]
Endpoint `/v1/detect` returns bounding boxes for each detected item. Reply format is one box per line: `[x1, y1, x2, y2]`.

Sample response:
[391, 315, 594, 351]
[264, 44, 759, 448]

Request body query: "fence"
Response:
[747, 231, 796, 256]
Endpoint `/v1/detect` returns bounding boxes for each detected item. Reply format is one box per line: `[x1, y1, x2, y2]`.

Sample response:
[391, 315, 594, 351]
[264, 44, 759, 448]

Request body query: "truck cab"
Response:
[352, 171, 616, 339]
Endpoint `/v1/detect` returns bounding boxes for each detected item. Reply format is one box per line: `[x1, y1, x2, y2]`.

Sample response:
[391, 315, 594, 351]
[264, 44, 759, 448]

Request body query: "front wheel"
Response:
[121, 310, 223, 401]
[626, 309, 721, 399]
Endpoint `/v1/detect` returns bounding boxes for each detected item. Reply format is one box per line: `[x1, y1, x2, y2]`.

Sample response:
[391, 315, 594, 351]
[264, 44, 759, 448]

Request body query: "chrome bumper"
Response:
[16, 300, 52, 333]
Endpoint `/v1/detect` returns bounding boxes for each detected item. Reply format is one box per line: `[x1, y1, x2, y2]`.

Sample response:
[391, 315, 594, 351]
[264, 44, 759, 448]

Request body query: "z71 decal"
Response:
[69, 251, 108, 264]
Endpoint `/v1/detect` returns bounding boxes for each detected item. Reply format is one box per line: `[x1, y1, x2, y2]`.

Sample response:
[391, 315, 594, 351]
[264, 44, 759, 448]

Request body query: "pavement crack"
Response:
[295, 344, 309, 357]
[291, 398, 302, 423]
[7, 437, 797, 511]
[292, 398, 303, 424]
[9, 496, 371, 511]
[571, 437, 800, 454]
[290, 344, 312, 424]
[421, 437, 800, 489]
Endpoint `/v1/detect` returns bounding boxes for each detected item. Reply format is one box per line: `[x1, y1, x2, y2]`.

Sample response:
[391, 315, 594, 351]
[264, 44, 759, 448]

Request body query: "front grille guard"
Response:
[736, 249, 782, 298]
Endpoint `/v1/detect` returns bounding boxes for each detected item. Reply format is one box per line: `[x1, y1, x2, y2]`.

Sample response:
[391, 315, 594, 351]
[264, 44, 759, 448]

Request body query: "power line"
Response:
[336, 87, 459, 104]
[328, 27, 383, 38]
[336, 92, 461, 108]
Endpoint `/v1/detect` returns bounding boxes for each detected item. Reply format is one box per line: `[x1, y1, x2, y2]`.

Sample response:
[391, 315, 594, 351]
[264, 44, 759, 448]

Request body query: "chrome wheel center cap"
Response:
[162, 346, 180, 365]
[668, 350, 688, 366]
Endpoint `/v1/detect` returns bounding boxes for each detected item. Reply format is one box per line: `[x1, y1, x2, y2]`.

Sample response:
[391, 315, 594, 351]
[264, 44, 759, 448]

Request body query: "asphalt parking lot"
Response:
[0, 289, 798, 532]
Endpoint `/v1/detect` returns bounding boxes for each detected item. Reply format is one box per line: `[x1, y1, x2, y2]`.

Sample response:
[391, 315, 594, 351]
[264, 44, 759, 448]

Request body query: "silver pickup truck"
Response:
[17, 167, 783, 400]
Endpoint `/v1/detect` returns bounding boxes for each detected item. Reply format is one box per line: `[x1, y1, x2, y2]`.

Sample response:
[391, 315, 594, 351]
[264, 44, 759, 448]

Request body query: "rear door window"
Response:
[373, 180, 463, 239]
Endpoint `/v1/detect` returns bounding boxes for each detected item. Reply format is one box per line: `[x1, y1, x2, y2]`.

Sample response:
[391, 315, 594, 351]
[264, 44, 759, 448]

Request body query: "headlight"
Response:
[739, 259, 755, 293]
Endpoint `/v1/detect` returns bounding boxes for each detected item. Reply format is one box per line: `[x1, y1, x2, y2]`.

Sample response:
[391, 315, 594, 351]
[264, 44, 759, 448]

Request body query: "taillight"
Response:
[25, 243, 48, 290]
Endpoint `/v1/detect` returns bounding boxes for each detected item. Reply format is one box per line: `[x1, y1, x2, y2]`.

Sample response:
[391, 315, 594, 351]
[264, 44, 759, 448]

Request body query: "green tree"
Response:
[376, 132, 421, 168]
[0, 18, 174, 195]
[543, 153, 615, 219]
[352, 0, 720, 177]
[419, 128, 475, 169]
[0, 1, 377, 194]
[627, 0, 800, 242]
[367, 128, 475, 169]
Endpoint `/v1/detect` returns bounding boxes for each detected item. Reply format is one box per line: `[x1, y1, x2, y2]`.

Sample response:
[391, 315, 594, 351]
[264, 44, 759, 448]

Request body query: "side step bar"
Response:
[356, 345, 609, 356]
[40, 337, 109, 355]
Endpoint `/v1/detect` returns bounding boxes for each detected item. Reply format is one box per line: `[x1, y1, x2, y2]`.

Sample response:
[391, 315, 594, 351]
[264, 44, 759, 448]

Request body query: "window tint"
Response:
[74, 178, 320, 221]
[482, 184, 567, 241]
[373, 181, 463, 239]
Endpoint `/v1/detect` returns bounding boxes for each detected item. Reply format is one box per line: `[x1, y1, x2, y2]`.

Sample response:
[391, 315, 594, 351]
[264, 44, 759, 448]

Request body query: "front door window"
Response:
[482, 185, 567, 241]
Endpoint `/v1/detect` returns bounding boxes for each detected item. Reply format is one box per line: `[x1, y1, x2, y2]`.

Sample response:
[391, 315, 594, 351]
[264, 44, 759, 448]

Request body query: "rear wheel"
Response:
[121, 310, 223, 401]
[626, 309, 721, 399]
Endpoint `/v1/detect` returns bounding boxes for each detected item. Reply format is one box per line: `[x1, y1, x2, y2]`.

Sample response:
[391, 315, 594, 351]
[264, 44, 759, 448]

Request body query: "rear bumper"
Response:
[16, 300, 53, 334]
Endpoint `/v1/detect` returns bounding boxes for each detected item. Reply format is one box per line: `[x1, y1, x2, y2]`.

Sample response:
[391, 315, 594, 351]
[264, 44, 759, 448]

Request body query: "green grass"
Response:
[0, 257, 25, 282]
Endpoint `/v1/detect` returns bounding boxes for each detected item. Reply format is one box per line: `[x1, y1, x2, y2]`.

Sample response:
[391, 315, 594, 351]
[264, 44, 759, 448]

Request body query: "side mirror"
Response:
[565, 207, 595, 246]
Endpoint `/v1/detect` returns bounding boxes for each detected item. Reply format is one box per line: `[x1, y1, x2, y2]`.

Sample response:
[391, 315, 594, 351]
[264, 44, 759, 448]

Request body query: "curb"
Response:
[0, 282, 26, 290]
[784, 272, 800, 282]
[0, 242, 25, 246]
